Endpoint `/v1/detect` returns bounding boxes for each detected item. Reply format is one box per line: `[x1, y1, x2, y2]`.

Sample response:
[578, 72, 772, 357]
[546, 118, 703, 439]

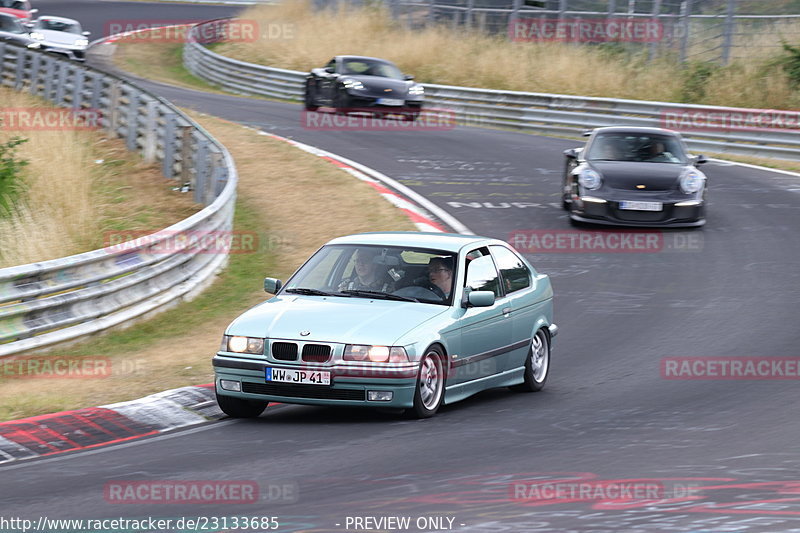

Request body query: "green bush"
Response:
[0, 137, 29, 215]
[680, 61, 719, 102]
[778, 42, 800, 88]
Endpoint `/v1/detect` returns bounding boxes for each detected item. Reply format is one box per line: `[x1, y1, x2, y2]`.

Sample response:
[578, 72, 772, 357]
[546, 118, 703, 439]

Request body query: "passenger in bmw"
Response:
[338, 248, 396, 292]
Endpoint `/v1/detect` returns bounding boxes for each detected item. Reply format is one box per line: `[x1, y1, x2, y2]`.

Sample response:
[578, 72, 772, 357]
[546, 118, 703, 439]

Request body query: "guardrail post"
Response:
[208, 151, 222, 205]
[179, 125, 194, 187]
[28, 52, 41, 96]
[55, 61, 68, 105]
[721, 0, 736, 65]
[193, 138, 210, 204]
[14, 48, 26, 90]
[89, 73, 103, 111]
[162, 111, 178, 178]
[71, 68, 86, 109]
[42, 56, 55, 100]
[126, 89, 140, 151]
[142, 96, 158, 163]
[679, 0, 693, 64]
[108, 80, 121, 135]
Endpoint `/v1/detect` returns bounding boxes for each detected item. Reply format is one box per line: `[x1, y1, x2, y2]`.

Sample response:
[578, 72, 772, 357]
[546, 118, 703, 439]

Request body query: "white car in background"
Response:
[28, 16, 89, 61]
[0, 12, 38, 47]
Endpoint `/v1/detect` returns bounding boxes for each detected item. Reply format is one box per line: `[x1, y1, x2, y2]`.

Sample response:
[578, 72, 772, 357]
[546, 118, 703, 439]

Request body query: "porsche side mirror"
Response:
[563, 148, 579, 159]
[29, 8, 38, 15]
[324, 66, 335, 74]
[82, 31, 91, 36]
[404, 74, 414, 81]
[581, 129, 593, 137]
[264, 278, 283, 294]
[466, 291, 495, 308]
[693, 154, 708, 166]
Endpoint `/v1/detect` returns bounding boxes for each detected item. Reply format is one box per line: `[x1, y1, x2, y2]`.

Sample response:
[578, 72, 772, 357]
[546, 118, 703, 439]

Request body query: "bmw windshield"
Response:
[283, 244, 457, 305]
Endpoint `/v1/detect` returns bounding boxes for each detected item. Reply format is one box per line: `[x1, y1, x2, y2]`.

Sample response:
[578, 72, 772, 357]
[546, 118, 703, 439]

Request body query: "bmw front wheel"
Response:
[511, 328, 550, 392]
[411, 347, 445, 418]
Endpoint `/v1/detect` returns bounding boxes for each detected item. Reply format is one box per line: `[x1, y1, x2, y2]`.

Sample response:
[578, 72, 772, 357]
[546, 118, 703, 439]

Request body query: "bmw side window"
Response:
[464, 250, 501, 298]
[490, 246, 531, 294]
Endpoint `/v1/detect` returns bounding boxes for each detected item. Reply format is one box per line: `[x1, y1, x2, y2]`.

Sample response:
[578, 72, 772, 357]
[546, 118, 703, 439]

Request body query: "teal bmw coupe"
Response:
[213, 232, 557, 418]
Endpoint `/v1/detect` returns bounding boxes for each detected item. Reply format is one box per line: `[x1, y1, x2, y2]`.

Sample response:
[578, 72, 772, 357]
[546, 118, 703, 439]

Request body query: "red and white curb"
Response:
[0, 384, 220, 463]
[258, 131, 472, 235]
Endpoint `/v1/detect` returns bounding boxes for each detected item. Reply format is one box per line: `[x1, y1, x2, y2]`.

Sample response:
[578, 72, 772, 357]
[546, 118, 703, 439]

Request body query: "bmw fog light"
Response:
[220, 380, 242, 392]
[368, 391, 393, 402]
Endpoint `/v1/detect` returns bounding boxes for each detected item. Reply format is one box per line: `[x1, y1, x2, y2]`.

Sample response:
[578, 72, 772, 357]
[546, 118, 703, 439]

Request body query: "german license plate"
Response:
[377, 98, 404, 106]
[619, 201, 663, 211]
[266, 367, 330, 385]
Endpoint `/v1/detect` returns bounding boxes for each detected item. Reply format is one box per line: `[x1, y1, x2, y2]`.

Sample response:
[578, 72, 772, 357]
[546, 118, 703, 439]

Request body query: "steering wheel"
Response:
[412, 278, 446, 300]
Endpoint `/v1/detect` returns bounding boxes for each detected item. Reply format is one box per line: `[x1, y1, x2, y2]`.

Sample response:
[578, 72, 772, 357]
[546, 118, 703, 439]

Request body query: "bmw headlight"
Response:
[680, 169, 705, 194]
[408, 84, 424, 97]
[344, 345, 409, 363]
[342, 79, 364, 91]
[222, 335, 265, 355]
[75, 38, 89, 47]
[578, 167, 602, 190]
[30, 32, 45, 41]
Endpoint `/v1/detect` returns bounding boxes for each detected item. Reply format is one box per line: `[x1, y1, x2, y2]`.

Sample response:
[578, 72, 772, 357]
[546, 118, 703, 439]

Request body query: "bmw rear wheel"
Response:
[216, 390, 268, 418]
[411, 346, 445, 418]
[511, 328, 550, 392]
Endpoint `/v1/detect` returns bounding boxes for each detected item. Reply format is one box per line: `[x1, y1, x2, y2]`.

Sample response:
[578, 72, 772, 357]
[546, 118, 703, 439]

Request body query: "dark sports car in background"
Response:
[304, 55, 425, 121]
[561, 126, 708, 227]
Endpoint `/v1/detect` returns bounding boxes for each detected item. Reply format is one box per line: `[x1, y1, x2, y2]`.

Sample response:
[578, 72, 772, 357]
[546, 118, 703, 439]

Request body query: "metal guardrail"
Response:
[0, 42, 238, 356]
[184, 19, 800, 161]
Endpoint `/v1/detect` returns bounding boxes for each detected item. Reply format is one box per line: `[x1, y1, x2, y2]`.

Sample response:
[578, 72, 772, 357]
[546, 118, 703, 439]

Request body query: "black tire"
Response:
[334, 87, 351, 114]
[411, 346, 446, 418]
[511, 328, 550, 392]
[304, 80, 319, 111]
[216, 390, 268, 418]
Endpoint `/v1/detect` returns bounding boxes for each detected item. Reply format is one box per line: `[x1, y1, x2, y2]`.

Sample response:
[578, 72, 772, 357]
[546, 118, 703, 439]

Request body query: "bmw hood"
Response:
[590, 161, 685, 191]
[343, 75, 411, 98]
[226, 295, 448, 346]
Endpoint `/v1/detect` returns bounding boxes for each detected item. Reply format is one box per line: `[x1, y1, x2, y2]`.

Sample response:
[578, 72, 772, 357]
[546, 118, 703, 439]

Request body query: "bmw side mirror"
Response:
[404, 74, 414, 81]
[264, 278, 283, 294]
[564, 148, 579, 159]
[693, 154, 708, 166]
[466, 291, 495, 308]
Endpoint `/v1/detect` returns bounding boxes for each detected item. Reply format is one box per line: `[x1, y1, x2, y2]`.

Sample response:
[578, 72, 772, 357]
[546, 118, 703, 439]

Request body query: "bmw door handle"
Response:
[502, 307, 512, 316]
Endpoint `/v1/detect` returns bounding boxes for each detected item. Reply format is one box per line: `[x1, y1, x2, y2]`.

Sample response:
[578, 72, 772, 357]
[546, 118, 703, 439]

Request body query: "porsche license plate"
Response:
[266, 367, 330, 385]
[377, 98, 404, 106]
[619, 201, 663, 211]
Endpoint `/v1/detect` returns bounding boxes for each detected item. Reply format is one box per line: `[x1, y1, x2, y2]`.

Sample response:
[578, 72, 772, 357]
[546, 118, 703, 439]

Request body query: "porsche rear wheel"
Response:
[216, 390, 268, 418]
[411, 347, 445, 418]
[304, 80, 319, 111]
[511, 328, 550, 392]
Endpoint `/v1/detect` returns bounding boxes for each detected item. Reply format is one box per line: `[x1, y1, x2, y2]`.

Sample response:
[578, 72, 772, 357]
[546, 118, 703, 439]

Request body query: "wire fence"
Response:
[323, 0, 800, 64]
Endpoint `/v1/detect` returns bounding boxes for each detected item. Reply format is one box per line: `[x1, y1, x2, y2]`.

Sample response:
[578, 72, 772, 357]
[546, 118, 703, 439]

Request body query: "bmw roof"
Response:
[325, 232, 500, 253]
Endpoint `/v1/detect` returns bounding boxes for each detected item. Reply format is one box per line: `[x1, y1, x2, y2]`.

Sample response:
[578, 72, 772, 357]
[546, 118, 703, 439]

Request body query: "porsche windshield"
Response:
[341, 59, 404, 80]
[283, 244, 457, 305]
[586, 133, 688, 164]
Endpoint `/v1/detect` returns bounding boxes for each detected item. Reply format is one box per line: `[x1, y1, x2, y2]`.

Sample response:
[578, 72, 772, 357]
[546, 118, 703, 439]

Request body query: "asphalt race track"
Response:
[2, 3, 800, 532]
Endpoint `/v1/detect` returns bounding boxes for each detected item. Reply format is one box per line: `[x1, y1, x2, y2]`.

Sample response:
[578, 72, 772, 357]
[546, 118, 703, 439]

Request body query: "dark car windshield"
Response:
[34, 19, 82, 34]
[283, 244, 457, 305]
[586, 133, 688, 164]
[0, 14, 24, 33]
[341, 59, 404, 80]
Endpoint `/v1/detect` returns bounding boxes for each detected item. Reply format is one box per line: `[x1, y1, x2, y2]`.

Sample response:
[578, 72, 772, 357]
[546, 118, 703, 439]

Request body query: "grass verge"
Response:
[0, 109, 416, 422]
[0, 87, 198, 268]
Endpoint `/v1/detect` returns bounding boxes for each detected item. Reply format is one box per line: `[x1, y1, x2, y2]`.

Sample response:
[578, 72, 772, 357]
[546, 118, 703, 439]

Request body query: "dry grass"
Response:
[0, 110, 415, 422]
[215, 1, 800, 109]
[0, 88, 198, 268]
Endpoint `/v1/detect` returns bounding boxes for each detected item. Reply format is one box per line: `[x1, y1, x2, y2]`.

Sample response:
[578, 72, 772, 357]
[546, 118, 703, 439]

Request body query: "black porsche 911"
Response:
[562, 126, 708, 227]
[304, 55, 424, 120]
